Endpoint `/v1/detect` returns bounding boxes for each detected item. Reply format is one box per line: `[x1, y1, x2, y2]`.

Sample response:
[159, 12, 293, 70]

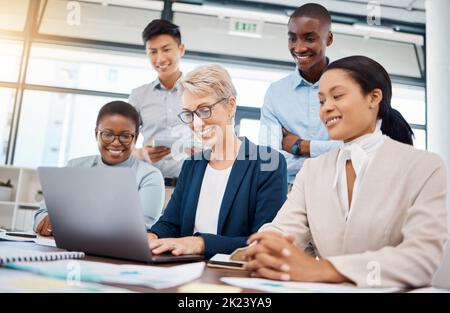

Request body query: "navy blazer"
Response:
[150, 137, 287, 258]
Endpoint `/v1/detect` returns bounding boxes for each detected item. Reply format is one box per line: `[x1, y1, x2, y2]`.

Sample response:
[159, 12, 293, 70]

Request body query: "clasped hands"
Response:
[242, 231, 347, 283]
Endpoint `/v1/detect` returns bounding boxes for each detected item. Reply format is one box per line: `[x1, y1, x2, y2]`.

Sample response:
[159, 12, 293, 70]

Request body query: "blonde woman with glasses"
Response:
[147, 64, 287, 258]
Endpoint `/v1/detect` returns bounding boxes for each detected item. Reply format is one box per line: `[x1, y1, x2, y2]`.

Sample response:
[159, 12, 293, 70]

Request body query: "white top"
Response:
[333, 120, 386, 221]
[194, 164, 233, 234]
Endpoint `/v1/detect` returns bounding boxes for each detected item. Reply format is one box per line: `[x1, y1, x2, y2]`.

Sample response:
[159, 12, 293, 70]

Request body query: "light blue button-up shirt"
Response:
[259, 68, 341, 183]
[33, 155, 165, 231]
[129, 77, 194, 178]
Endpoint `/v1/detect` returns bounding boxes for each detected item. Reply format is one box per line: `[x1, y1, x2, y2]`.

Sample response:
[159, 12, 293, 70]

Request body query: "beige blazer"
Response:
[261, 138, 448, 287]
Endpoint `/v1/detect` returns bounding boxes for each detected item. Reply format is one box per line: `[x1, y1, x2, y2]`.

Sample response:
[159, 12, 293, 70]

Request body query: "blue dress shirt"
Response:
[259, 68, 341, 183]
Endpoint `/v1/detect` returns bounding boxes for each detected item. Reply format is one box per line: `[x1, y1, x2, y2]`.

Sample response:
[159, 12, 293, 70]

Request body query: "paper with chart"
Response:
[221, 277, 399, 293]
[6, 260, 205, 289]
[0, 268, 131, 293]
[0, 230, 56, 247]
[33, 236, 57, 247]
[408, 287, 450, 293]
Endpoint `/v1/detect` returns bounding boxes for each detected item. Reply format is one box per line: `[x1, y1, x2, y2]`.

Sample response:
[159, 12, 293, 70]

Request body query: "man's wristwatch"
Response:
[290, 139, 302, 156]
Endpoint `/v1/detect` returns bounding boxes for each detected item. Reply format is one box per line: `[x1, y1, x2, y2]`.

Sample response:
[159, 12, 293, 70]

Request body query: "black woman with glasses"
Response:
[147, 64, 287, 259]
[34, 101, 165, 236]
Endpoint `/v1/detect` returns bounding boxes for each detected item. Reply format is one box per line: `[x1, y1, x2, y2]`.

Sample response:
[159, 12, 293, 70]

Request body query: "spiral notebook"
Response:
[0, 247, 85, 265]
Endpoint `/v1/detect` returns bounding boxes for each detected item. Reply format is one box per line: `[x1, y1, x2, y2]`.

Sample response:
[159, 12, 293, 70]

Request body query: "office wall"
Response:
[0, 0, 427, 167]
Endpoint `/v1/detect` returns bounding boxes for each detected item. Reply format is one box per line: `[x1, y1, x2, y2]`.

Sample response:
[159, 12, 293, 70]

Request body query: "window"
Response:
[329, 33, 422, 78]
[412, 129, 426, 150]
[39, 0, 162, 45]
[0, 39, 23, 82]
[0, 0, 29, 32]
[0, 88, 15, 164]
[392, 84, 426, 126]
[27, 44, 153, 94]
[174, 11, 290, 62]
[173, 8, 426, 149]
[13, 90, 127, 168]
[174, 9, 424, 79]
[391, 83, 426, 149]
[224, 64, 289, 109]
[0, 1, 428, 167]
[181, 58, 290, 108]
[238, 118, 260, 144]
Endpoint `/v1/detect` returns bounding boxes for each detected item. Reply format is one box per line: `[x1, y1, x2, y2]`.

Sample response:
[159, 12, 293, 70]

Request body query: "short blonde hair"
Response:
[181, 64, 237, 99]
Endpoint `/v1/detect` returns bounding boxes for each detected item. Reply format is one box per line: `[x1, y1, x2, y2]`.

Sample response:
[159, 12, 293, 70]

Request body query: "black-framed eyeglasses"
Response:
[96, 130, 135, 145]
[177, 98, 227, 124]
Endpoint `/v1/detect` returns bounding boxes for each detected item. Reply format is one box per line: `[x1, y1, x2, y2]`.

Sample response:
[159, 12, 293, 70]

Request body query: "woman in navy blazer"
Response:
[148, 65, 287, 258]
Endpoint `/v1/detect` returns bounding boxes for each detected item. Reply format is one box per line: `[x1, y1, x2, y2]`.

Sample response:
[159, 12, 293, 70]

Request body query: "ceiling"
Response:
[98, 0, 427, 24]
[240, 0, 425, 11]
[201, 0, 427, 24]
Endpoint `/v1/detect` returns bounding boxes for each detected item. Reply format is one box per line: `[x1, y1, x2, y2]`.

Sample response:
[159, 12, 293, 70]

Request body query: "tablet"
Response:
[153, 137, 203, 149]
[153, 137, 179, 148]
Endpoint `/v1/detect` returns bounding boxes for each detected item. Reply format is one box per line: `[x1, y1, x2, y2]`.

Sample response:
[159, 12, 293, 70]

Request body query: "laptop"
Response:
[37, 167, 204, 264]
[432, 242, 450, 289]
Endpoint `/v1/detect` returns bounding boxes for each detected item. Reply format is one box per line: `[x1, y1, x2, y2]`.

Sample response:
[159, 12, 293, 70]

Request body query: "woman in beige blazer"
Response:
[243, 55, 448, 288]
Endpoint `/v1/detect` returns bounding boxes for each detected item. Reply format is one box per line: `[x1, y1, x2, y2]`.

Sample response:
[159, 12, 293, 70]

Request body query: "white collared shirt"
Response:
[128, 77, 194, 178]
[334, 120, 386, 221]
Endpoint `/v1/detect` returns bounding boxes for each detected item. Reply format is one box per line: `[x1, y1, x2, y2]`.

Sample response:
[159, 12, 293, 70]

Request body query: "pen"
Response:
[5, 232, 37, 238]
